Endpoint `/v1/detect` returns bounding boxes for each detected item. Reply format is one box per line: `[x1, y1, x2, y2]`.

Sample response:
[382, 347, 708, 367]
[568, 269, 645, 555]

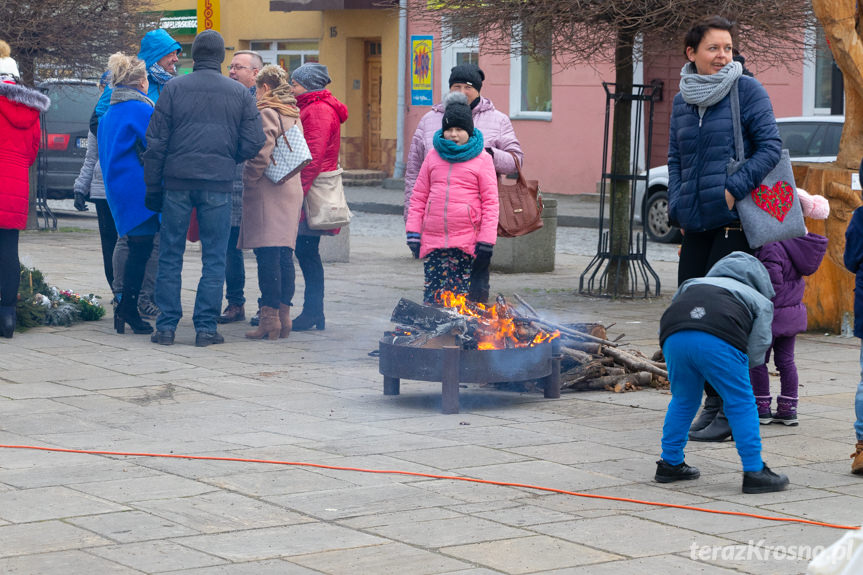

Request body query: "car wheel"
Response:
[644, 189, 682, 243]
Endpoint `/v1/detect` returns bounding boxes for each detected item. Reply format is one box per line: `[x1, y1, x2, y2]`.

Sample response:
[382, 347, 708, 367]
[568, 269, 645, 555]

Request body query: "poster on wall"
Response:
[411, 35, 433, 106]
[197, 0, 220, 32]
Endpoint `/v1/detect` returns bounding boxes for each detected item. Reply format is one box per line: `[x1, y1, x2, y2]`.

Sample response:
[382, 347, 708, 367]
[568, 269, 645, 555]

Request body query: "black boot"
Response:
[0, 305, 16, 338]
[689, 407, 732, 442]
[742, 464, 789, 494]
[115, 292, 153, 334]
[292, 310, 325, 331]
[655, 459, 700, 483]
[689, 395, 722, 432]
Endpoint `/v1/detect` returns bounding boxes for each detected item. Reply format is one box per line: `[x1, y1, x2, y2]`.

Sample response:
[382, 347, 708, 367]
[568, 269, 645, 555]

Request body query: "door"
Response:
[364, 40, 382, 170]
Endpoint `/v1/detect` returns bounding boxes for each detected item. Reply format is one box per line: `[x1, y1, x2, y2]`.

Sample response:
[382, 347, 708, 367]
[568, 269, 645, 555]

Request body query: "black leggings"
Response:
[0, 229, 19, 307]
[123, 234, 155, 302]
[678, 225, 753, 397]
[254, 246, 295, 309]
[93, 199, 118, 291]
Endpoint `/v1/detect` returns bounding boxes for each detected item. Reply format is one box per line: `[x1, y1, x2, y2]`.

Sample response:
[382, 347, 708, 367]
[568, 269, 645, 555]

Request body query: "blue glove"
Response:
[406, 232, 421, 259]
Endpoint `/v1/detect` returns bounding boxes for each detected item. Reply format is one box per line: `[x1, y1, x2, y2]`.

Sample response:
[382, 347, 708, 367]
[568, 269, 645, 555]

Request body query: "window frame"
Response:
[509, 28, 552, 121]
[247, 40, 320, 73]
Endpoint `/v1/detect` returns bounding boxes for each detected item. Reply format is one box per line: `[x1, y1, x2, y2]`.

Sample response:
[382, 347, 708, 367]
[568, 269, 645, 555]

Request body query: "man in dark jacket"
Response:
[144, 30, 265, 347]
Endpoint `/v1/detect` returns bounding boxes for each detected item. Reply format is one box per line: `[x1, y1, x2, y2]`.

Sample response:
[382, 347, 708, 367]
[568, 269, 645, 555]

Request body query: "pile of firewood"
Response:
[509, 294, 668, 393]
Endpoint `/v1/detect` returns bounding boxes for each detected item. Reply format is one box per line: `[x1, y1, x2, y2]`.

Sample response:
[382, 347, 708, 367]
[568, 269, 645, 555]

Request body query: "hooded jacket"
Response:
[757, 233, 827, 337]
[844, 207, 863, 338]
[405, 96, 523, 220]
[0, 82, 50, 230]
[91, 29, 181, 130]
[98, 87, 157, 236]
[296, 89, 348, 193]
[144, 59, 264, 193]
[405, 147, 499, 259]
[667, 75, 782, 232]
[660, 251, 775, 367]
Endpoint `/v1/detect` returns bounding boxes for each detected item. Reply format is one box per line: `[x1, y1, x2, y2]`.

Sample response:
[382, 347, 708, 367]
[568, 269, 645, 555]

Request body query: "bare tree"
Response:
[0, 0, 160, 85]
[407, 0, 815, 291]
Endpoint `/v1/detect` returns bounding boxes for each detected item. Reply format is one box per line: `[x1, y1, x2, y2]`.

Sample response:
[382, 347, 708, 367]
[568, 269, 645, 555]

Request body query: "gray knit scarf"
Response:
[679, 61, 743, 116]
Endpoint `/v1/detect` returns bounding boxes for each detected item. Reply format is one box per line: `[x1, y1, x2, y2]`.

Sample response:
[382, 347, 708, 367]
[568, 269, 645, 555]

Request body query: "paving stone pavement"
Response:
[0, 209, 861, 574]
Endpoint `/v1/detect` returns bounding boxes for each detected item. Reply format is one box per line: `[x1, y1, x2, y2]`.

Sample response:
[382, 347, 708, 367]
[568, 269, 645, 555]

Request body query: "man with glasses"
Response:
[217, 50, 264, 326]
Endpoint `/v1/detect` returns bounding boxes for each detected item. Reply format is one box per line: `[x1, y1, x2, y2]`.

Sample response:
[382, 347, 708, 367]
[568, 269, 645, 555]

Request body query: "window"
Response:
[509, 30, 552, 120]
[802, 24, 840, 115]
[248, 40, 319, 74]
[440, 17, 479, 96]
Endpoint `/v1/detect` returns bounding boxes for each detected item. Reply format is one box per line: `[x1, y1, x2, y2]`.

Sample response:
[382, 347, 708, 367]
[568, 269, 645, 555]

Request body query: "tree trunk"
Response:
[606, 28, 635, 293]
[812, 0, 863, 169]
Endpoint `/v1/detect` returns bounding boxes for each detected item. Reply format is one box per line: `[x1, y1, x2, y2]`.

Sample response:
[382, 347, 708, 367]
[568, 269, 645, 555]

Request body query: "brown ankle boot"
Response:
[852, 441, 863, 475]
[245, 306, 281, 340]
[278, 304, 292, 338]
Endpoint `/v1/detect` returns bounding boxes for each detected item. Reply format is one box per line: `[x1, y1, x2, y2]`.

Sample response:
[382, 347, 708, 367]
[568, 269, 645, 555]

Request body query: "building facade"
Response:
[152, 1, 838, 196]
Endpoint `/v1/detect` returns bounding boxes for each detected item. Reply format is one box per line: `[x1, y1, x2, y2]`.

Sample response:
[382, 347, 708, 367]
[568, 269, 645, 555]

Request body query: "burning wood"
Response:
[386, 292, 668, 394]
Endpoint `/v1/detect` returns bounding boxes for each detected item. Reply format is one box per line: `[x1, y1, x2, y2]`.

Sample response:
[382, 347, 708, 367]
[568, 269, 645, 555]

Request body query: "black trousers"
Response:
[678, 224, 753, 397]
[124, 234, 155, 302]
[93, 199, 118, 291]
[295, 235, 324, 315]
[0, 229, 19, 307]
[254, 246, 295, 309]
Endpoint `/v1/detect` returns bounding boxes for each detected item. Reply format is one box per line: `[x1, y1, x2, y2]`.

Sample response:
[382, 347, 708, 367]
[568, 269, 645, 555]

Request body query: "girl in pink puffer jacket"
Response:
[405, 92, 499, 304]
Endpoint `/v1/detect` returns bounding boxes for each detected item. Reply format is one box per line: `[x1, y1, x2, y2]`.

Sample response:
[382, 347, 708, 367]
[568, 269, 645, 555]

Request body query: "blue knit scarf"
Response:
[433, 128, 484, 163]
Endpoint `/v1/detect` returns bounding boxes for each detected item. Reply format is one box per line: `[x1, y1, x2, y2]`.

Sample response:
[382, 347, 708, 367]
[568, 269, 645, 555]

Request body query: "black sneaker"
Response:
[742, 464, 789, 494]
[150, 330, 175, 346]
[195, 331, 224, 347]
[772, 412, 798, 426]
[655, 459, 701, 483]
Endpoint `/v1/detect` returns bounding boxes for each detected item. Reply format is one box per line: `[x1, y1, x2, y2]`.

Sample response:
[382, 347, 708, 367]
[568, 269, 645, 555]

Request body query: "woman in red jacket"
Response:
[0, 41, 50, 338]
[289, 63, 348, 331]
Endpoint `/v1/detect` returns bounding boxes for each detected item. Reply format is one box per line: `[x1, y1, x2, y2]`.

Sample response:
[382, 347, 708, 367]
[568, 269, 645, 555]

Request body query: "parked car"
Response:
[36, 79, 101, 199]
[635, 116, 845, 243]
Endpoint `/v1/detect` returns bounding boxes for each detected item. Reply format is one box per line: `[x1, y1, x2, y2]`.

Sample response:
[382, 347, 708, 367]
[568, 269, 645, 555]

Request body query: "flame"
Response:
[435, 291, 558, 350]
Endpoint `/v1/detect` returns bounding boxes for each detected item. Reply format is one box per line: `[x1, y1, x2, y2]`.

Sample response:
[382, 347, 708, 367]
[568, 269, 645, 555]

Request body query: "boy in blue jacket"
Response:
[843, 185, 863, 474]
[656, 252, 790, 493]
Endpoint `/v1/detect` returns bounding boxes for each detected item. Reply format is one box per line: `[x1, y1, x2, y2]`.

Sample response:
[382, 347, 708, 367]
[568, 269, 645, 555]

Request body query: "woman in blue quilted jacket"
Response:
[667, 16, 782, 442]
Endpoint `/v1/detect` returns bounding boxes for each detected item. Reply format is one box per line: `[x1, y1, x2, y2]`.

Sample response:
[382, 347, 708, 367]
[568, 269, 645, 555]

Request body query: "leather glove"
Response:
[145, 186, 164, 213]
[73, 191, 89, 211]
[474, 242, 494, 263]
[406, 232, 421, 259]
[468, 242, 494, 304]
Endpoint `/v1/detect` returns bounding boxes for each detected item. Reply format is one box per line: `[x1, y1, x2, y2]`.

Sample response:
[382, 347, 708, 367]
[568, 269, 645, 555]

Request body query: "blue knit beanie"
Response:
[291, 62, 331, 92]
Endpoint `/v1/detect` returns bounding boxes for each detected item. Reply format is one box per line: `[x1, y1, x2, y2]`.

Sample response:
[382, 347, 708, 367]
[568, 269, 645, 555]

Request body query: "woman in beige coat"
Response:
[239, 65, 304, 339]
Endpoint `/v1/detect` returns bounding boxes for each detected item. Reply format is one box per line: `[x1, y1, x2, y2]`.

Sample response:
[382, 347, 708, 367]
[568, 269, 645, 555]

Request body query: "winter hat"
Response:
[441, 91, 474, 137]
[448, 64, 484, 91]
[797, 188, 830, 220]
[291, 62, 331, 92]
[0, 40, 20, 80]
[191, 30, 225, 64]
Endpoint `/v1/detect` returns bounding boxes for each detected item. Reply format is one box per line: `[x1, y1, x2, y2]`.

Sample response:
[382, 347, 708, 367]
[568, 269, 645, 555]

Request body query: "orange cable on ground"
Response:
[1, 444, 859, 531]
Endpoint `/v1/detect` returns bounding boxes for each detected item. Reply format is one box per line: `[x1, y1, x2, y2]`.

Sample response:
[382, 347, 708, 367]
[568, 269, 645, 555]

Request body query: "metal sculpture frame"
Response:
[579, 81, 661, 298]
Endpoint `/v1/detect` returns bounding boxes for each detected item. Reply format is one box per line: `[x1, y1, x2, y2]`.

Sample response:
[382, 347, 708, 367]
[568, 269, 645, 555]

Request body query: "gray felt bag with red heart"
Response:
[727, 80, 806, 249]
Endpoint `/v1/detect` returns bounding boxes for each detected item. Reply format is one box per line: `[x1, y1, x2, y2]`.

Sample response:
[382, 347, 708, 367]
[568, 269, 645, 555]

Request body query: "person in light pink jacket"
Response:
[406, 92, 499, 304]
[405, 65, 523, 220]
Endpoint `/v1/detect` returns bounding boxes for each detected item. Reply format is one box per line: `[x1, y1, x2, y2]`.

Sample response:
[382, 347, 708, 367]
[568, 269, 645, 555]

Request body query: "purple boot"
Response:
[774, 395, 798, 426]
[755, 395, 773, 425]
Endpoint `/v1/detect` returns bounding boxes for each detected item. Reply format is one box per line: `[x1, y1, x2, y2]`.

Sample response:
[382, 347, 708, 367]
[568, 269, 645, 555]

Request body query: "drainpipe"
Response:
[392, 0, 407, 178]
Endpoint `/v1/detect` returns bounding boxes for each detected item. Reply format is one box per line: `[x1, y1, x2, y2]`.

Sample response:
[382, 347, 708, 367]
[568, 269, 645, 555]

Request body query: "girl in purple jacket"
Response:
[750, 189, 829, 425]
[405, 92, 499, 304]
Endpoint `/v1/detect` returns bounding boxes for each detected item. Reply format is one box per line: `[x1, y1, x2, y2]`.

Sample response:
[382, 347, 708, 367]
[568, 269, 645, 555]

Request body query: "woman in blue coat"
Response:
[98, 52, 159, 335]
[667, 16, 782, 441]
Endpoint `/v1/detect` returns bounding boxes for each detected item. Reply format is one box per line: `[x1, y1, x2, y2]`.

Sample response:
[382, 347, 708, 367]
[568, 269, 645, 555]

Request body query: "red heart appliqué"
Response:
[751, 181, 794, 222]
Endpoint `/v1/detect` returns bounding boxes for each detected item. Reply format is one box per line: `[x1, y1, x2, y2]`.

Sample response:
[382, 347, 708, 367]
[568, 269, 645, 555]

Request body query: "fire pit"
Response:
[378, 293, 561, 413]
